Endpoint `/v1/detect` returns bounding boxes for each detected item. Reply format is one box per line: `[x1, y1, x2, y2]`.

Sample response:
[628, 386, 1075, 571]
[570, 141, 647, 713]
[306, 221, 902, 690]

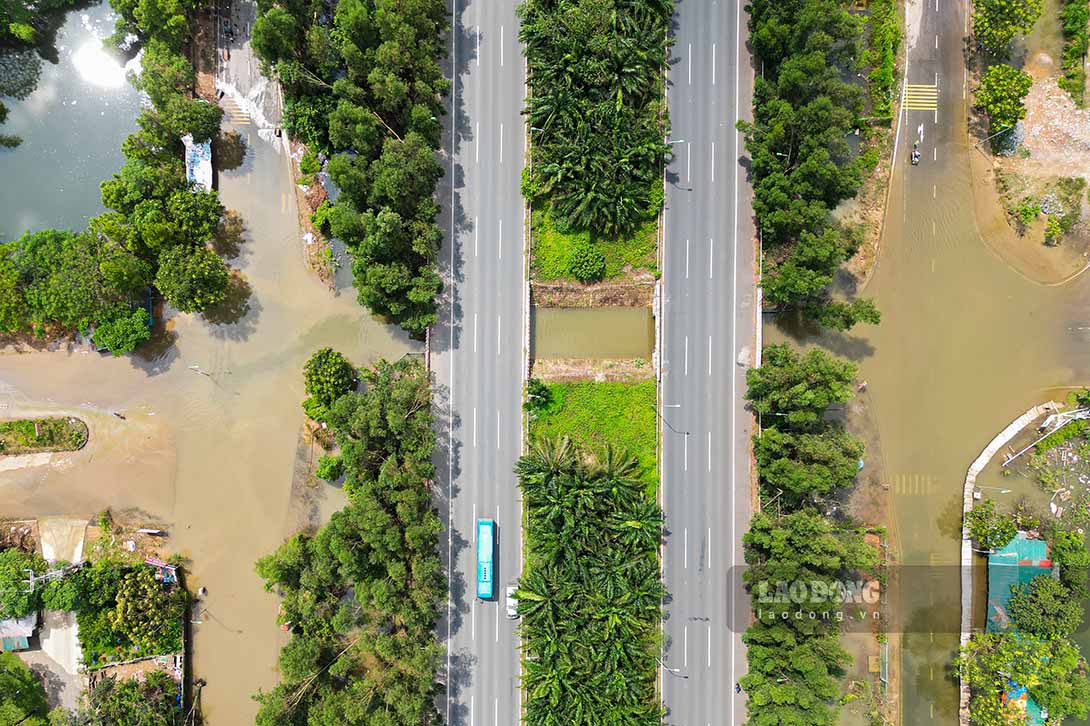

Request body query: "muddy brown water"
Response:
[0, 74, 416, 722]
[532, 306, 654, 359]
[768, 51, 1090, 726]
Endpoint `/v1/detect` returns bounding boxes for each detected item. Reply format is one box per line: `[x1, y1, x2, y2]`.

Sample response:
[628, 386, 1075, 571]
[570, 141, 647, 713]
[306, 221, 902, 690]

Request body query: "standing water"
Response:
[0, 6, 418, 721]
[767, 0, 1090, 723]
[0, 1, 142, 240]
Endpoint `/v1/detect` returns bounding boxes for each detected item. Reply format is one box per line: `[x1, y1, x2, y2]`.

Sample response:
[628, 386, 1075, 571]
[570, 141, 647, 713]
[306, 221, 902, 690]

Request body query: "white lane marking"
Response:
[494, 698, 499, 726]
[934, 147, 938, 161]
[712, 43, 716, 85]
[684, 528, 688, 569]
[496, 411, 500, 450]
[686, 142, 691, 182]
[711, 141, 716, 183]
[445, 5, 458, 723]
[933, 184, 937, 199]
[683, 625, 689, 666]
[685, 239, 690, 279]
[684, 336, 689, 376]
[498, 218, 503, 259]
[707, 431, 712, 472]
[499, 123, 504, 164]
[683, 432, 689, 472]
[731, 0, 741, 717]
[497, 315, 501, 355]
[707, 625, 712, 667]
[474, 216, 479, 256]
[473, 313, 478, 353]
[476, 122, 479, 163]
[935, 34, 938, 49]
[688, 43, 692, 84]
[472, 407, 477, 448]
[709, 238, 714, 279]
[707, 336, 712, 376]
[500, 25, 504, 66]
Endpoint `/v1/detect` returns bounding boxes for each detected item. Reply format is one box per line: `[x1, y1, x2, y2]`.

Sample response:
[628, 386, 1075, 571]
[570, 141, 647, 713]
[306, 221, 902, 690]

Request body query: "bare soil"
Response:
[968, 52, 1090, 283]
[288, 140, 335, 286]
[531, 358, 655, 383]
[531, 280, 654, 308]
[843, 124, 897, 285]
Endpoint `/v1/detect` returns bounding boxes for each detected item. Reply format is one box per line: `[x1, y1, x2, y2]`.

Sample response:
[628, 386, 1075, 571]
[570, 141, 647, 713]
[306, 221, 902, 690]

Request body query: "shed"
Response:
[0, 613, 37, 652]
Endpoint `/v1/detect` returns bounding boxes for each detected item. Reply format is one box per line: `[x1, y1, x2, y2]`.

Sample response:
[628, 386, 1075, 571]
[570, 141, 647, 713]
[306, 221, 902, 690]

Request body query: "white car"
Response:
[505, 585, 519, 619]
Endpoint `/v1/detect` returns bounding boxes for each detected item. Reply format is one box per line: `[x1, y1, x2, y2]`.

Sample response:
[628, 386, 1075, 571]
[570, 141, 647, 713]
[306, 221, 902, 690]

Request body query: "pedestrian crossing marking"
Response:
[891, 473, 934, 496]
[220, 97, 250, 125]
[904, 83, 938, 111]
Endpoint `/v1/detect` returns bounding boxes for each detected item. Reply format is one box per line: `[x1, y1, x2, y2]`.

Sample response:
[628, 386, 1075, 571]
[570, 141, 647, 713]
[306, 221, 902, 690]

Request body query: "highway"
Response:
[434, 0, 525, 725]
[660, 1, 756, 725]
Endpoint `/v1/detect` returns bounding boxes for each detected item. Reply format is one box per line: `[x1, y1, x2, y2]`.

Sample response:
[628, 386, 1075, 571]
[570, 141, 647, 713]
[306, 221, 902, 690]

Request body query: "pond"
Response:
[0, 0, 141, 241]
[532, 306, 654, 359]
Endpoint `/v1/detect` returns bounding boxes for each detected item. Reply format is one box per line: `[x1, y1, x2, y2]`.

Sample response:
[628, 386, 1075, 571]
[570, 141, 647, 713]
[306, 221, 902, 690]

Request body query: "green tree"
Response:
[745, 344, 857, 430]
[974, 0, 1044, 52]
[367, 133, 444, 219]
[966, 499, 1017, 551]
[1008, 574, 1084, 638]
[108, 568, 186, 655]
[960, 632, 1090, 722]
[166, 188, 223, 245]
[0, 652, 48, 726]
[72, 670, 179, 725]
[754, 426, 864, 503]
[162, 95, 223, 143]
[0, 252, 25, 333]
[303, 348, 358, 406]
[92, 308, 151, 356]
[0, 548, 45, 618]
[252, 6, 302, 65]
[976, 63, 1033, 133]
[155, 245, 230, 313]
[134, 39, 194, 108]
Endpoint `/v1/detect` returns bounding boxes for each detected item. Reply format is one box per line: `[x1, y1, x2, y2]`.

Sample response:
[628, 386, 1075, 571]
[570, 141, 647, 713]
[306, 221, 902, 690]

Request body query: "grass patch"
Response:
[1035, 419, 1090, 454]
[0, 417, 87, 454]
[529, 381, 658, 495]
[531, 208, 658, 282]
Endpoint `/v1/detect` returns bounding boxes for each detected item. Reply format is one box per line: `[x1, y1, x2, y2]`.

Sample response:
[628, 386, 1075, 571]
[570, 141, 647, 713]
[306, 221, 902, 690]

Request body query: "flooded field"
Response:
[0, 40, 415, 722]
[532, 306, 654, 359]
[0, 1, 142, 240]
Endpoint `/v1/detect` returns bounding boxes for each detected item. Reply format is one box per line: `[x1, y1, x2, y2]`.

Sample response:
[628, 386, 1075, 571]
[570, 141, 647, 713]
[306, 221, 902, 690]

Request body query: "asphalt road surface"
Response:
[660, 1, 756, 725]
[434, 0, 525, 725]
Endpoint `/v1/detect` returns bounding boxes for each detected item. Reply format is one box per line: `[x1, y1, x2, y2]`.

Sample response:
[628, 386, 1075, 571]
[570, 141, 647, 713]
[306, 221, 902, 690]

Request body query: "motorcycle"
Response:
[911, 141, 921, 166]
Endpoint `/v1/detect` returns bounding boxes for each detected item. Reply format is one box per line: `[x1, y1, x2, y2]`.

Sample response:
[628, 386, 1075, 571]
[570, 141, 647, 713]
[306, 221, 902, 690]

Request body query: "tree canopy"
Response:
[0, 652, 49, 726]
[966, 499, 1017, 552]
[255, 356, 443, 725]
[517, 436, 664, 726]
[744, 343, 858, 430]
[1009, 574, 1085, 639]
[518, 0, 672, 237]
[742, 0, 880, 329]
[976, 63, 1033, 134]
[973, 0, 1044, 53]
[252, 0, 448, 336]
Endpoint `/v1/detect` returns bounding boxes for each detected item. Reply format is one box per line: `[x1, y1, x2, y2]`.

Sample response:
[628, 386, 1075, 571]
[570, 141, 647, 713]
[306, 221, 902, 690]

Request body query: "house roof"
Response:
[987, 532, 1052, 633]
[0, 613, 36, 638]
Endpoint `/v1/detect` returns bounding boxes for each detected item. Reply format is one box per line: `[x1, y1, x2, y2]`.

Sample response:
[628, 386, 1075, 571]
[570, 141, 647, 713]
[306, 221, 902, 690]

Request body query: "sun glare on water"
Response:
[72, 38, 127, 89]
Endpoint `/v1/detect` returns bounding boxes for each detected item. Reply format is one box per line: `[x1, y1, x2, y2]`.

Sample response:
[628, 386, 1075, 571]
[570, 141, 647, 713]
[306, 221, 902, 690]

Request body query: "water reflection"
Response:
[0, 1, 142, 240]
[72, 37, 128, 88]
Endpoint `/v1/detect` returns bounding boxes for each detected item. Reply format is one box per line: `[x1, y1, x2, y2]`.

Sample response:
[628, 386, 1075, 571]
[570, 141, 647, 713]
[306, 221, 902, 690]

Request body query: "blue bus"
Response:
[476, 519, 495, 600]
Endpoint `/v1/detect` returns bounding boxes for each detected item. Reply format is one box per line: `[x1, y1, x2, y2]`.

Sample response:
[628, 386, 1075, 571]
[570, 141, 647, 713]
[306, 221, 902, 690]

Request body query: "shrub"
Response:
[92, 308, 151, 355]
[1017, 197, 1040, 229]
[524, 378, 552, 414]
[315, 455, 343, 481]
[568, 239, 606, 282]
[966, 499, 1017, 551]
[1045, 215, 1063, 246]
[303, 348, 357, 406]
